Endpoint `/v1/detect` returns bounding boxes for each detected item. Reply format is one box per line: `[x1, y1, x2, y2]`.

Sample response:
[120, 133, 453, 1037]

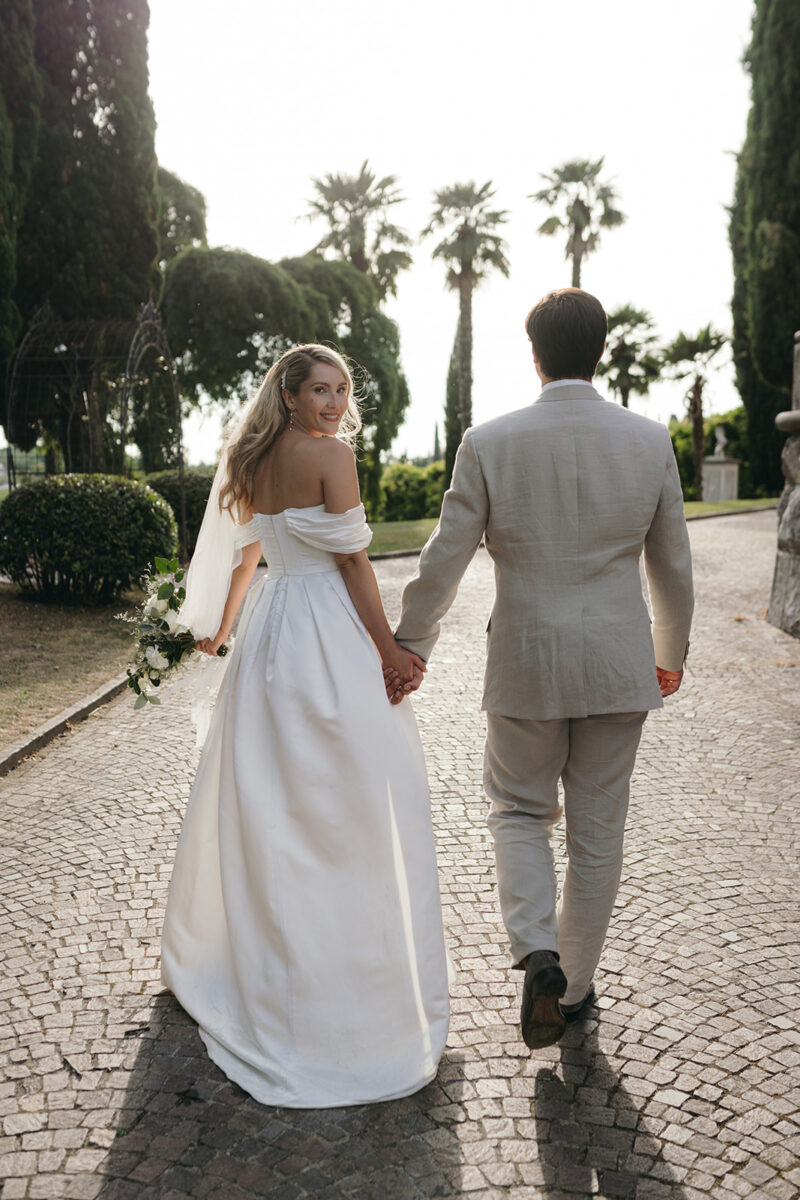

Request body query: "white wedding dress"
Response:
[161, 504, 450, 1108]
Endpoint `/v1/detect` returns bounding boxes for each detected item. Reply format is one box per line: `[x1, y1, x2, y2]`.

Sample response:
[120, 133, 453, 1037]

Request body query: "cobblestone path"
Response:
[1, 510, 798, 1200]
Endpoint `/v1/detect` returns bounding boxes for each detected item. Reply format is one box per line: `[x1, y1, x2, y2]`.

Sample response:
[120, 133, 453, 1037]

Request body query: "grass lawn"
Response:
[367, 500, 777, 553]
[0, 583, 140, 749]
[684, 497, 777, 518]
[369, 518, 438, 554]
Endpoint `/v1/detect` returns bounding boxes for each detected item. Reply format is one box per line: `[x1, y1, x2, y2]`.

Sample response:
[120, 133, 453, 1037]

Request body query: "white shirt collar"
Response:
[540, 378, 594, 394]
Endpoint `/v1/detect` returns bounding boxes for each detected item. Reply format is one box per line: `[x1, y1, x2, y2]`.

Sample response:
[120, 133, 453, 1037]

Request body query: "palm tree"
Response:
[596, 305, 661, 408]
[305, 160, 412, 301]
[424, 181, 509, 434]
[530, 158, 625, 288]
[662, 325, 727, 501]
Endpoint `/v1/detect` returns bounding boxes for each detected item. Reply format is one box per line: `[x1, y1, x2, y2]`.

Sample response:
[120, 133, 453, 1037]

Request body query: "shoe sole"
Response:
[521, 966, 567, 1050]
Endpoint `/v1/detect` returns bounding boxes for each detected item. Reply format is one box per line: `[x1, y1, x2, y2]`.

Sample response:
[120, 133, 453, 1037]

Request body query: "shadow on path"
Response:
[98, 991, 464, 1199]
[534, 1012, 690, 1200]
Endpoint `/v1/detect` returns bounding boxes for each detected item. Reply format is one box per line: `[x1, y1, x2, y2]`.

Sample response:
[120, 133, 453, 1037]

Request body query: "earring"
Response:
[288, 408, 295, 430]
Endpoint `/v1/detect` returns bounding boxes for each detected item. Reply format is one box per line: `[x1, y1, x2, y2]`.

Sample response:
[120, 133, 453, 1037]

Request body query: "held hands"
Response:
[381, 641, 427, 705]
[656, 666, 684, 698]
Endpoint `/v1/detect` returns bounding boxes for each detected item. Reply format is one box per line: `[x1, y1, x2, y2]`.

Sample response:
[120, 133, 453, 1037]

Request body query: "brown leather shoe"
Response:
[519, 950, 567, 1049]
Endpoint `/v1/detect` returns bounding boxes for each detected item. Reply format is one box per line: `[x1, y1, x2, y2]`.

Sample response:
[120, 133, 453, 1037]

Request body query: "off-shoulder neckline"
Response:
[247, 503, 364, 520]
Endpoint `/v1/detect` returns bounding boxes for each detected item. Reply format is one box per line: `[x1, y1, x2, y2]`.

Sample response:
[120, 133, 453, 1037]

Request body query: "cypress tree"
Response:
[0, 0, 41, 361]
[10, 0, 159, 469]
[730, 0, 800, 494]
[16, 0, 158, 324]
[443, 329, 461, 487]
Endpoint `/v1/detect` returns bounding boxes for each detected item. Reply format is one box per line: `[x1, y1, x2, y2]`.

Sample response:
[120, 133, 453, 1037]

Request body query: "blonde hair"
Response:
[219, 344, 362, 520]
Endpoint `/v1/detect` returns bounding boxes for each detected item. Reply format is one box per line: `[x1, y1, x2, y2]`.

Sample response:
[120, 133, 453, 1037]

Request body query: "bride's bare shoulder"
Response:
[304, 436, 355, 468]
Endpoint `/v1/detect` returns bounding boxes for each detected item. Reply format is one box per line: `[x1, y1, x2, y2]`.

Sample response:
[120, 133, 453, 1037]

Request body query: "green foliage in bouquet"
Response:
[0, 475, 177, 604]
[145, 467, 215, 556]
[123, 556, 229, 709]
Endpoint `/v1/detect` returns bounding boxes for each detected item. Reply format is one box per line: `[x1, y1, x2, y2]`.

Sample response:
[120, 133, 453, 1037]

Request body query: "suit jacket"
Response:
[395, 383, 694, 720]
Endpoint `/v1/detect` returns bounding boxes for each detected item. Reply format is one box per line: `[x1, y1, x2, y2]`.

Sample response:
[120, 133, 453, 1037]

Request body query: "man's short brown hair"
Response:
[525, 288, 607, 379]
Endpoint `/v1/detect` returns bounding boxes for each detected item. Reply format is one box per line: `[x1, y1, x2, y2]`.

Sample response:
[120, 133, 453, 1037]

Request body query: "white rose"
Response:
[163, 607, 180, 632]
[145, 596, 168, 617]
[145, 645, 170, 671]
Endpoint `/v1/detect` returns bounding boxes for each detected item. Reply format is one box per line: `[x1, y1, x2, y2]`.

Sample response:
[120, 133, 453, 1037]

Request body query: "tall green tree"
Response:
[425, 181, 509, 435]
[596, 305, 661, 408]
[729, 0, 800, 495]
[0, 0, 41, 362]
[157, 166, 207, 266]
[663, 326, 727, 502]
[15, 0, 159, 325]
[306, 160, 412, 302]
[162, 247, 318, 407]
[530, 158, 624, 288]
[8, 0, 159, 470]
[162, 247, 409, 516]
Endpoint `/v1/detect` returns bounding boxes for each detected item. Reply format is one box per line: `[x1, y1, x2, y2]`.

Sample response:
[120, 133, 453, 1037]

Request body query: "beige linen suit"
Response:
[396, 382, 694, 1003]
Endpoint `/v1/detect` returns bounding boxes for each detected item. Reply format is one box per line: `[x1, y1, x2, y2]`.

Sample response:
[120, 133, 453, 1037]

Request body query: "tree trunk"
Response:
[86, 383, 106, 473]
[688, 377, 704, 501]
[571, 249, 581, 288]
[350, 218, 369, 274]
[621, 386, 630, 408]
[457, 271, 473, 433]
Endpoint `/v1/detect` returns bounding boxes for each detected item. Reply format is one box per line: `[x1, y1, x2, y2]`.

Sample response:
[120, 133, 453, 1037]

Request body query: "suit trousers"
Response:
[484, 710, 647, 1006]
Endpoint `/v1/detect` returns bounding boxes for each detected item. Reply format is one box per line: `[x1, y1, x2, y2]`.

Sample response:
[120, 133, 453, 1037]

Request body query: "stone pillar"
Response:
[767, 330, 800, 638]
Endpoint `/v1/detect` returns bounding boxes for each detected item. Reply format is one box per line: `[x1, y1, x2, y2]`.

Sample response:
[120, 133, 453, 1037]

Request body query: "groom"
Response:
[391, 288, 694, 1049]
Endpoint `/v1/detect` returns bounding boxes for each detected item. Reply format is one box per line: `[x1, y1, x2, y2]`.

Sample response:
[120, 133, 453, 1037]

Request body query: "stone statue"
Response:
[713, 426, 728, 458]
[768, 330, 800, 638]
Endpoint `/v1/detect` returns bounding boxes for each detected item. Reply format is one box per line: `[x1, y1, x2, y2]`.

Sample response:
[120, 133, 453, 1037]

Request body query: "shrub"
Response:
[380, 460, 446, 521]
[0, 475, 177, 604]
[670, 406, 759, 501]
[424, 460, 446, 517]
[145, 467, 215, 555]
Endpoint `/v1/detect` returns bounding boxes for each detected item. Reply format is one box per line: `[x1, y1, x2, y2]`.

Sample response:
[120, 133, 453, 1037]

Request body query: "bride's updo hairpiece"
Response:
[219, 344, 363, 521]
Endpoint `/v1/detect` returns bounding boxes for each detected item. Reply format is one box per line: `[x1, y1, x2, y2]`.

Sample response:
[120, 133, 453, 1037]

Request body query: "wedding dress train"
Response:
[161, 504, 450, 1107]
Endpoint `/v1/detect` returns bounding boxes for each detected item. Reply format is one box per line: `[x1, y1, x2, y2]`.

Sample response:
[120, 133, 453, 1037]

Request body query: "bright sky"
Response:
[148, 0, 754, 465]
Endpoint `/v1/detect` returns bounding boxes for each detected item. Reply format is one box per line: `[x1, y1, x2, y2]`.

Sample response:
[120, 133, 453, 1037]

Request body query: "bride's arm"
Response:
[322, 441, 426, 687]
[196, 539, 262, 656]
[334, 548, 425, 685]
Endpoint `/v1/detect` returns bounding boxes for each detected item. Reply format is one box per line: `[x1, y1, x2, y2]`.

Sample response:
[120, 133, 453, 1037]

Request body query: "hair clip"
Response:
[280, 370, 287, 391]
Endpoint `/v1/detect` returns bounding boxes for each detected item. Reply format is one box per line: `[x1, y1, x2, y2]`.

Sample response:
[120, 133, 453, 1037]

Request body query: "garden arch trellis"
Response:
[4, 299, 188, 559]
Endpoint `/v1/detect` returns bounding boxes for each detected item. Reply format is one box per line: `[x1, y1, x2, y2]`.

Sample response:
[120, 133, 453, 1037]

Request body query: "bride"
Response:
[160, 344, 450, 1108]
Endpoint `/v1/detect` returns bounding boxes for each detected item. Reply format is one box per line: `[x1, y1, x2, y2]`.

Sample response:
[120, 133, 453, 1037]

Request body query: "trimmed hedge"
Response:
[145, 467, 215, 556]
[0, 475, 177, 604]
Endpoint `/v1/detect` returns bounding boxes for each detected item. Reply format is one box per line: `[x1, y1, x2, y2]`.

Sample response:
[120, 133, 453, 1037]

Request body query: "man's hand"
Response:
[382, 645, 426, 705]
[656, 666, 683, 698]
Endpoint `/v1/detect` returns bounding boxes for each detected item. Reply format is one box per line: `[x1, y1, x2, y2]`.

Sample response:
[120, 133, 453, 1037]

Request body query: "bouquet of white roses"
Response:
[123, 555, 228, 709]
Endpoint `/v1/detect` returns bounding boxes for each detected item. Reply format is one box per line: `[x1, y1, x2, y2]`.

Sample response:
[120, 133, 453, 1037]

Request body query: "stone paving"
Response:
[1, 509, 799, 1200]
